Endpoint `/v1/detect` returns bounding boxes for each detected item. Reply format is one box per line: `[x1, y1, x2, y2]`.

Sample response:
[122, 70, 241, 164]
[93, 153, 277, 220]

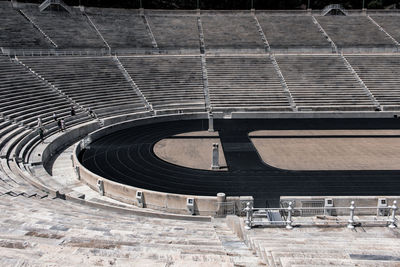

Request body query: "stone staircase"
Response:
[0, 193, 264, 266]
[242, 223, 400, 266]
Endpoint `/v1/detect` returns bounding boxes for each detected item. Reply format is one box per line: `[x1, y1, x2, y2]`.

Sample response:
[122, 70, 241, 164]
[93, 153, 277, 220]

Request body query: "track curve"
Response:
[80, 118, 400, 206]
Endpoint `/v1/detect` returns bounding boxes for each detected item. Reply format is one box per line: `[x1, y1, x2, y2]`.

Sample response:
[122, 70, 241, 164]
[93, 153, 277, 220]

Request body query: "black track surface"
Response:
[80, 119, 400, 206]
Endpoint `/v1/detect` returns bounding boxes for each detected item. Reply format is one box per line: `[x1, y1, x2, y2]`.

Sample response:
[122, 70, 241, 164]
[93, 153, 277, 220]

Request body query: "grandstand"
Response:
[1, 1, 400, 265]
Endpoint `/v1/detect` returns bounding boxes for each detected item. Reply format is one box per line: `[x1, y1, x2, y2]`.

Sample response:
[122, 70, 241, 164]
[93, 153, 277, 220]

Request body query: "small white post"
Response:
[244, 202, 252, 230]
[211, 143, 219, 170]
[347, 201, 355, 229]
[388, 201, 398, 229]
[208, 111, 214, 132]
[286, 201, 293, 229]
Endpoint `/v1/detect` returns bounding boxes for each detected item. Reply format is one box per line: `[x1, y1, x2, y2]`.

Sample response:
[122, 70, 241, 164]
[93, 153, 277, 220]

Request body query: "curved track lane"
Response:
[80, 119, 400, 206]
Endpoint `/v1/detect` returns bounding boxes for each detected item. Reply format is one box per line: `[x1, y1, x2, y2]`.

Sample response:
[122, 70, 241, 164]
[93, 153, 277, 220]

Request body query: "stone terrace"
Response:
[206, 55, 291, 111]
[347, 55, 400, 110]
[0, 56, 78, 129]
[0, 2, 50, 49]
[257, 15, 330, 49]
[148, 15, 200, 50]
[87, 10, 154, 49]
[316, 15, 396, 48]
[201, 15, 264, 50]
[243, 222, 400, 266]
[21, 6, 105, 49]
[370, 15, 400, 44]
[119, 56, 206, 111]
[276, 55, 375, 111]
[20, 56, 146, 117]
[0, 193, 262, 266]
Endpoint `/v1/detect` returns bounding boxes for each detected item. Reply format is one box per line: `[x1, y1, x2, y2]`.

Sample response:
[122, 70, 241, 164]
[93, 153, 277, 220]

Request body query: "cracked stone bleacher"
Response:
[347, 55, 400, 110]
[201, 15, 264, 50]
[119, 56, 206, 111]
[243, 224, 400, 266]
[0, 2, 50, 49]
[19, 56, 147, 118]
[256, 14, 330, 49]
[147, 14, 200, 50]
[87, 8, 153, 50]
[21, 5, 105, 49]
[315, 15, 396, 48]
[206, 55, 291, 112]
[276, 55, 375, 111]
[0, 193, 262, 266]
[370, 16, 400, 44]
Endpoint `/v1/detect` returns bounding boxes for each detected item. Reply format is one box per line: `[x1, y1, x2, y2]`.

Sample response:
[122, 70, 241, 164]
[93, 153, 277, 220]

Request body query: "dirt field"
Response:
[154, 131, 227, 171]
[250, 130, 400, 170]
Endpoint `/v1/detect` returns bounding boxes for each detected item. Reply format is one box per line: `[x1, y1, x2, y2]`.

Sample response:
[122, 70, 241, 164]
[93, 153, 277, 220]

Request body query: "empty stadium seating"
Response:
[119, 56, 206, 111]
[0, 2, 50, 49]
[87, 9, 153, 49]
[244, 223, 400, 266]
[19, 56, 147, 117]
[201, 15, 264, 50]
[206, 55, 291, 111]
[316, 15, 396, 48]
[0, 56, 79, 128]
[275, 55, 375, 110]
[147, 15, 200, 49]
[347, 55, 400, 110]
[370, 15, 400, 43]
[256, 15, 330, 49]
[21, 5, 105, 49]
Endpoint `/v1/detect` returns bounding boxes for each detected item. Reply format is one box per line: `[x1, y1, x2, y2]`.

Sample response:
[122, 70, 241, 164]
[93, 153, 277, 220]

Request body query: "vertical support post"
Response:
[347, 201, 355, 229]
[388, 200, 398, 229]
[244, 202, 252, 230]
[140, 0, 143, 9]
[197, 0, 199, 9]
[251, 0, 254, 9]
[211, 143, 219, 170]
[286, 201, 293, 229]
[208, 111, 214, 132]
[217, 192, 226, 217]
[97, 179, 104, 196]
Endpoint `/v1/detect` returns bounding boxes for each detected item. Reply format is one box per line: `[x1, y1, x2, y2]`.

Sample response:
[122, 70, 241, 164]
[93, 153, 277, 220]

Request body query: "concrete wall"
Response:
[73, 112, 247, 216]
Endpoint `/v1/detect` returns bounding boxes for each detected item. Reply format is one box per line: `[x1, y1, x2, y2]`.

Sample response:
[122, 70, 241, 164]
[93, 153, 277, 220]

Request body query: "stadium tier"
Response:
[0, 2, 51, 49]
[347, 55, 400, 110]
[19, 56, 147, 117]
[86, 9, 154, 49]
[206, 55, 291, 111]
[275, 55, 376, 111]
[118, 56, 206, 111]
[256, 15, 331, 49]
[201, 15, 264, 50]
[1, 2, 400, 265]
[315, 15, 397, 48]
[20, 5, 106, 49]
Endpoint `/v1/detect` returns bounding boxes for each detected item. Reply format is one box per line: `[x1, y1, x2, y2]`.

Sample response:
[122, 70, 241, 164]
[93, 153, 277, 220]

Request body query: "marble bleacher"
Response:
[256, 15, 330, 49]
[87, 9, 153, 49]
[147, 15, 200, 50]
[21, 6, 105, 49]
[347, 55, 400, 110]
[206, 55, 291, 111]
[315, 15, 396, 48]
[275, 55, 375, 111]
[19, 56, 146, 117]
[201, 15, 264, 50]
[0, 2, 50, 49]
[370, 15, 400, 43]
[119, 56, 206, 111]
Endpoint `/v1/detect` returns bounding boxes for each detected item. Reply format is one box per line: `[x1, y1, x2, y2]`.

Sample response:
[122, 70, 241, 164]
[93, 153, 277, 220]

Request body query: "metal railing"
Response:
[244, 200, 398, 230]
[321, 4, 348, 16]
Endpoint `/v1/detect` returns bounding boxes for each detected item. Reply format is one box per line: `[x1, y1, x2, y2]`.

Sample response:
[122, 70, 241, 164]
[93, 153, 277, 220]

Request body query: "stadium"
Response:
[1, 0, 400, 265]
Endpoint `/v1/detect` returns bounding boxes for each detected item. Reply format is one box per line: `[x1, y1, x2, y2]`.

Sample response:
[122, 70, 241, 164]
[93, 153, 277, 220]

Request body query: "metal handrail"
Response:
[244, 200, 398, 230]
